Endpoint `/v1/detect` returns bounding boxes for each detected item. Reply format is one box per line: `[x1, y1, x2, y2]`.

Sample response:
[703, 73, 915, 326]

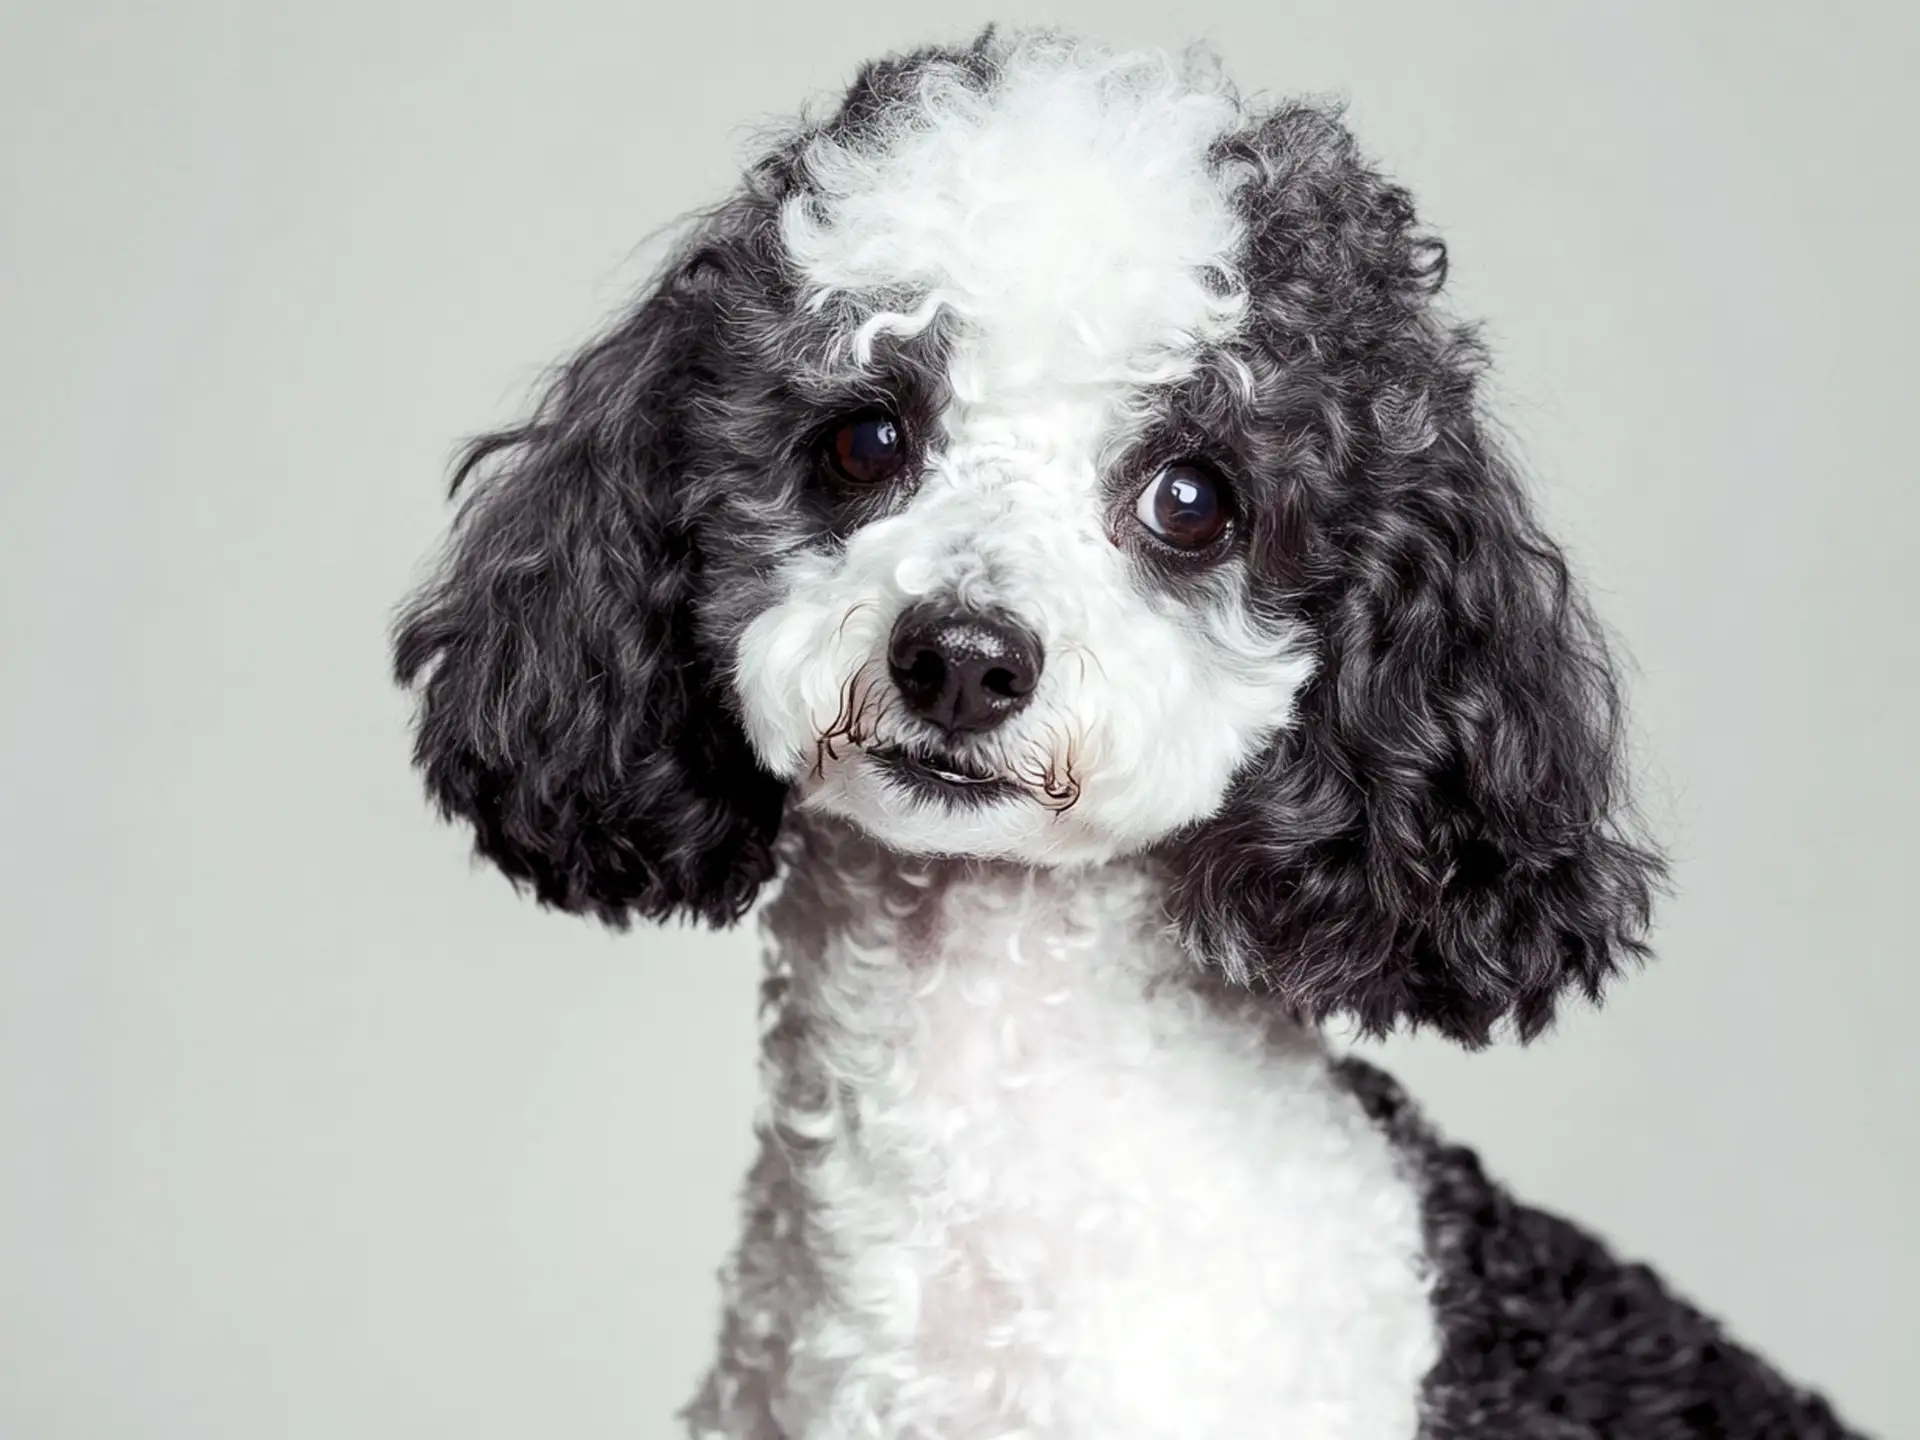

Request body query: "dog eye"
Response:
[822, 411, 907, 485]
[1135, 462, 1231, 551]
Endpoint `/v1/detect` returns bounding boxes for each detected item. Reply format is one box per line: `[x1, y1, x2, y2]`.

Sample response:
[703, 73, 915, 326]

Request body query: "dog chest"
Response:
[757, 854, 1440, 1438]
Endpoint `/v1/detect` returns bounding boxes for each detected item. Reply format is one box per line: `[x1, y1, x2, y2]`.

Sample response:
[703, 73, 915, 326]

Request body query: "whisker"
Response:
[811, 668, 865, 777]
[1043, 726, 1084, 813]
[1060, 640, 1107, 687]
[847, 671, 885, 747]
[812, 660, 895, 774]
[1010, 724, 1083, 815]
[832, 599, 877, 647]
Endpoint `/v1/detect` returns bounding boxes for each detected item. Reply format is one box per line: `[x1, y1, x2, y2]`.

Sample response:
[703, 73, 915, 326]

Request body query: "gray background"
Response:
[3, 0, 1914, 1435]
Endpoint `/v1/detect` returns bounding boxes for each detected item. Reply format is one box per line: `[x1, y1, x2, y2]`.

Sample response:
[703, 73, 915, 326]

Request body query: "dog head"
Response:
[395, 32, 1662, 1043]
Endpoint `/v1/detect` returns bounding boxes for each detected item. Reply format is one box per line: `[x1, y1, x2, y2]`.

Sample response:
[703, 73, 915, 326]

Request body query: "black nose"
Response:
[887, 605, 1044, 735]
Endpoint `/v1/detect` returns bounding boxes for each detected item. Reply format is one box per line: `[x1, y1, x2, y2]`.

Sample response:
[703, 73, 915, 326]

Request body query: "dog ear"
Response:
[393, 217, 787, 927]
[1167, 106, 1665, 1044]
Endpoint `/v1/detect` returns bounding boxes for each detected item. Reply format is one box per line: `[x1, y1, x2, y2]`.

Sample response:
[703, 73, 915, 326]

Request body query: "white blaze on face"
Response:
[734, 39, 1316, 864]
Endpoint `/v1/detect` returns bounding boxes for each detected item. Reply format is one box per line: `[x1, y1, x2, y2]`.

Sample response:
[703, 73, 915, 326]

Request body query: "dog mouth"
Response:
[869, 744, 1027, 807]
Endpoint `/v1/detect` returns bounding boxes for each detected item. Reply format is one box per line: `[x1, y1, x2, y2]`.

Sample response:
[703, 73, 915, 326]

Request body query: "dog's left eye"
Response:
[822, 411, 907, 485]
[1135, 462, 1231, 551]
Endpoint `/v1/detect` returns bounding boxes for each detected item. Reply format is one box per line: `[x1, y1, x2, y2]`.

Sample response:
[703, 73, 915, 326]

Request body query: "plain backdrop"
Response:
[3, 1, 1915, 1435]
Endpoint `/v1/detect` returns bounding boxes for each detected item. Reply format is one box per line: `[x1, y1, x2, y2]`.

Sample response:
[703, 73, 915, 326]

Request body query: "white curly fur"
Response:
[684, 816, 1437, 1439]
[734, 39, 1314, 866]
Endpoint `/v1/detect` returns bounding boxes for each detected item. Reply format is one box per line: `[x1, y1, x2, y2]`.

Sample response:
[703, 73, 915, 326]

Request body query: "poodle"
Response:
[394, 30, 1861, 1440]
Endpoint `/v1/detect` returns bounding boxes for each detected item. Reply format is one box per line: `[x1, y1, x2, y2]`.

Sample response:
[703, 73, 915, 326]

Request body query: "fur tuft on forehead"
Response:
[781, 35, 1252, 389]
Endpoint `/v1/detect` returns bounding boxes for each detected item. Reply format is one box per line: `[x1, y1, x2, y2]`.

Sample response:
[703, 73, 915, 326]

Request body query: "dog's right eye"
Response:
[822, 411, 907, 485]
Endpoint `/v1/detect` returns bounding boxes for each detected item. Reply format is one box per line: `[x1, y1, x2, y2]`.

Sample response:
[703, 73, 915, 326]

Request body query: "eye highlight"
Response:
[821, 410, 907, 485]
[1135, 461, 1231, 552]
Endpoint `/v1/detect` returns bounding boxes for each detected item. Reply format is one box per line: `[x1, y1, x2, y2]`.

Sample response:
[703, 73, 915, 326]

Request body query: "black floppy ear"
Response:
[393, 226, 786, 927]
[1169, 107, 1664, 1044]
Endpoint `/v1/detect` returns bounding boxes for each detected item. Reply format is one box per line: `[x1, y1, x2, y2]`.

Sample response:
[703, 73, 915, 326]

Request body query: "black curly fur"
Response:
[1164, 107, 1664, 1045]
[391, 200, 793, 927]
[1335, 1059, 1858, 1438]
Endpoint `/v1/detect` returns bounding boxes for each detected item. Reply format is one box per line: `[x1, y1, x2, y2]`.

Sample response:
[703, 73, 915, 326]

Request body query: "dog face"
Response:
[396, 33, 1662, 1042]
[734, 44, 1312, 865]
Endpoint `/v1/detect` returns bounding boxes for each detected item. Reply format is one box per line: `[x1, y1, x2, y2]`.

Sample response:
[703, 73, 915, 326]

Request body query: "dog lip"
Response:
[872, 744, 998, 784]
[913, 754, 997, 785]
[869, 745, 1023, 803]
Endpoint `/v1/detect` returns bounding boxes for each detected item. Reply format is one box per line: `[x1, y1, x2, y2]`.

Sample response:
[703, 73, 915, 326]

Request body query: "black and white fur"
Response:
[395, 31, 1859, 1439]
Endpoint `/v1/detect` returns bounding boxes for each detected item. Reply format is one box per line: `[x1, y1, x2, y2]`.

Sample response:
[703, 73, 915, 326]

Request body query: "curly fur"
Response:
[1336, 1061, 1854, 1437]
[683, 815, 1437, 1438]
[392, 198, 791, 926]
[1155, 104, 1660, 1045]
[393, 27, 1857, 1440]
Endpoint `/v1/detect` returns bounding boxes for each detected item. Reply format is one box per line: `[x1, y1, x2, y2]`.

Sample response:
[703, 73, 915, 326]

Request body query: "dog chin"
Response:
[796, 746, 1121, 865]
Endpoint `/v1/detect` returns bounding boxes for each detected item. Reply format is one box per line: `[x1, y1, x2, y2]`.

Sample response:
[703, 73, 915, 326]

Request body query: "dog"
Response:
[394, 30, 1860, 1439]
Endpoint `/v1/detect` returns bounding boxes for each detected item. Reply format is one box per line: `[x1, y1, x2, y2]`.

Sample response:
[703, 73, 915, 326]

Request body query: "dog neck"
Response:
[720, 809, 1438, 1438]
[752, 807, 1320, 1127]
[762, 808, 1196, 1011]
